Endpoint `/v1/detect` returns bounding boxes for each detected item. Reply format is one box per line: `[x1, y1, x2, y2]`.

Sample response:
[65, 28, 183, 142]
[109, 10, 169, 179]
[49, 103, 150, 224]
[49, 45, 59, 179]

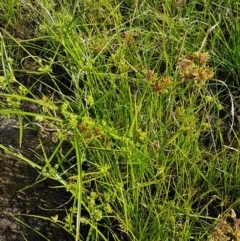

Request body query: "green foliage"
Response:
[0, 0, 240, 240]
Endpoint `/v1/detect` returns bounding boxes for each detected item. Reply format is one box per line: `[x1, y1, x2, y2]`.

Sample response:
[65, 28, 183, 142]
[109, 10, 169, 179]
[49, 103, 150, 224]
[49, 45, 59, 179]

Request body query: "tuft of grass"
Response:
[1, 1, 240, 240]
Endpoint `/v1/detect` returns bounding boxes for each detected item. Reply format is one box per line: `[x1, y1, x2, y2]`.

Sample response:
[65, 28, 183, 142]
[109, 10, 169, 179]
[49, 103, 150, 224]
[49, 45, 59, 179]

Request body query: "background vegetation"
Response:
[1, 0, 240, 240]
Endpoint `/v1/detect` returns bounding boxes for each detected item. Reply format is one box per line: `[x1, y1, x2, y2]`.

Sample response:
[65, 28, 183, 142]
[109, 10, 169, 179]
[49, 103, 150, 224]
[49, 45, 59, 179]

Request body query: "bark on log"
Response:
[0, 127, 72, 241]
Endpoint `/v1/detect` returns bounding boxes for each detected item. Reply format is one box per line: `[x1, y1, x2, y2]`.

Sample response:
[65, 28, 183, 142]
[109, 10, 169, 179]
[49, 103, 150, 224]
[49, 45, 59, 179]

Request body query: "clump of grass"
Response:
[1, 1, 240, 240]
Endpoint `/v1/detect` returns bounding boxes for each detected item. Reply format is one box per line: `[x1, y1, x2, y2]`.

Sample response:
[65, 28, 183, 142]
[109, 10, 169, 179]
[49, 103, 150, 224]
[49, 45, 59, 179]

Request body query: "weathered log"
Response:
[0, 127, 73, 241]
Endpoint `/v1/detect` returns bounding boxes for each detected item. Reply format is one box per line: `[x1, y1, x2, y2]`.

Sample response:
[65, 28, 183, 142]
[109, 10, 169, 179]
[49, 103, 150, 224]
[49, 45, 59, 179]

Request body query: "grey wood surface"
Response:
[0, 127, 72, 241]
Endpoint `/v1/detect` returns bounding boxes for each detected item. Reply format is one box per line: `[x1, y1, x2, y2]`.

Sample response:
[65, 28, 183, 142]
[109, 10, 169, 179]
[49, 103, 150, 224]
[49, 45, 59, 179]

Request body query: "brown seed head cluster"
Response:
[145, 70, 173, 94]
[176, 52, 214, 84]
[208, 209, 240, 241]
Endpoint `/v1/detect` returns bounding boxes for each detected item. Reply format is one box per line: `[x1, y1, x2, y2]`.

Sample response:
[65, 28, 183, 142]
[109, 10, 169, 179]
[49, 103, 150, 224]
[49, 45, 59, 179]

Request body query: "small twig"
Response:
[199, 21, 220, 53]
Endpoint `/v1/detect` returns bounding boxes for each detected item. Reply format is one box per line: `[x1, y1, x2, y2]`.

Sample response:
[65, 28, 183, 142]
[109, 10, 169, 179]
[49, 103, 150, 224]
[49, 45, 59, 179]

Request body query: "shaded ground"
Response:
[0, 127, 73, 241]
